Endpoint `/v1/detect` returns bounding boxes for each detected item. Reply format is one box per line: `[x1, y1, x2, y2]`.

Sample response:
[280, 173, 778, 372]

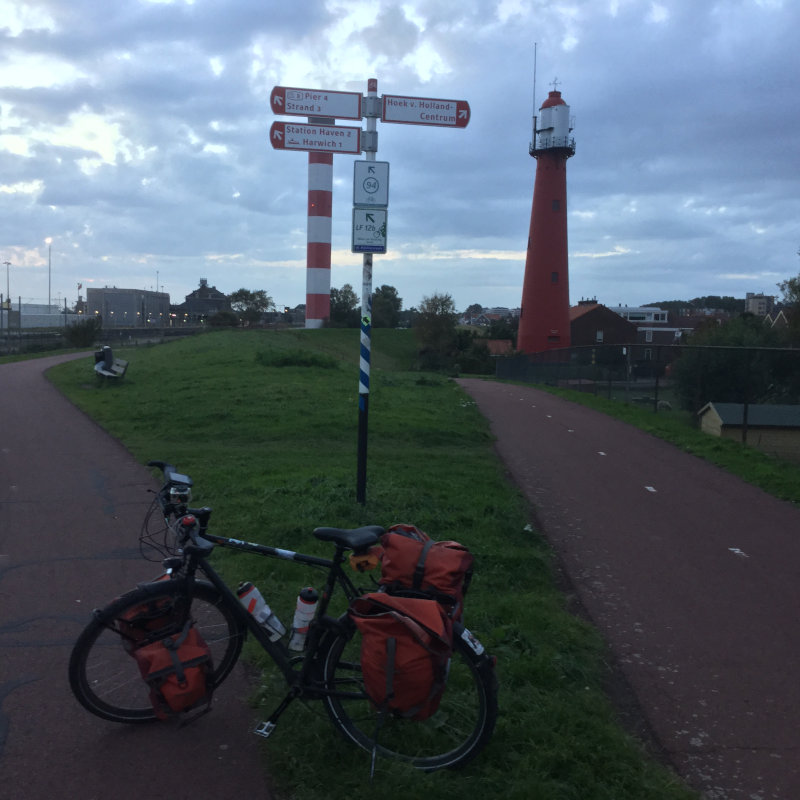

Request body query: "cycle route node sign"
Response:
[381, 95, 470, 128]
[269, 121, 362, 154]
[270, 86, 363, 121]
[352, 208, 387, 254]
[353, 161, 389, 207]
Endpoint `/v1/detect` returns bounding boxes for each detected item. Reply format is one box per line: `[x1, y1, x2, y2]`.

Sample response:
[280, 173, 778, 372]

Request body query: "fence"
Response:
[0, 324, 202, 357]
[496, 343, 800, 419]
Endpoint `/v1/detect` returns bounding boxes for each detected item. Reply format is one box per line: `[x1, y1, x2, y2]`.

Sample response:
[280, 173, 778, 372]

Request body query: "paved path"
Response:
[0, 354, 272, 800]
[458, 379, 800, 800]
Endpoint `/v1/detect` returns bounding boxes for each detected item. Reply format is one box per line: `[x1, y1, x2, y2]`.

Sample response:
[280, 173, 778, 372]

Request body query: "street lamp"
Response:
[45, 237, 52, 310]
[2, 260, 9, 334]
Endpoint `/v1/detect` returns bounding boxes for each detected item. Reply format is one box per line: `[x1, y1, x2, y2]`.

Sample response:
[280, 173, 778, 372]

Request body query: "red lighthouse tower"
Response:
[517, 88, 576, 353]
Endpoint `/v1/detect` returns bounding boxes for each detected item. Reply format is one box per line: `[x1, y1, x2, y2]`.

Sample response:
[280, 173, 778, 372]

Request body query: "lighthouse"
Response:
[517, 87, 575, 353]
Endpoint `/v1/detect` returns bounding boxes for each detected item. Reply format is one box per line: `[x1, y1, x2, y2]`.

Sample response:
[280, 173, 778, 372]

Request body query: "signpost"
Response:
[269, 78, 469, 503]
[270, 86, 362, 120]
[269, 121, 361, 154]
[381, 95, 470, 127]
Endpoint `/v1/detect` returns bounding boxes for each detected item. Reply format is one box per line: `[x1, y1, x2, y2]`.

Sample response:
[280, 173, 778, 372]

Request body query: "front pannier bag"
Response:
[348, 593, 453, 721]
[131, 620, 213, 719]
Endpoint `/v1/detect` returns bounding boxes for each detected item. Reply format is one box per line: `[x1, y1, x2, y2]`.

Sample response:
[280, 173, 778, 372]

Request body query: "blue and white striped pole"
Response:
[356, 78, 378, 504]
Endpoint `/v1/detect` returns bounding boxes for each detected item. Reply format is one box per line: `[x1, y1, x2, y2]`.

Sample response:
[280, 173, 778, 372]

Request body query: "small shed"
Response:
[698, 402, 800, 463]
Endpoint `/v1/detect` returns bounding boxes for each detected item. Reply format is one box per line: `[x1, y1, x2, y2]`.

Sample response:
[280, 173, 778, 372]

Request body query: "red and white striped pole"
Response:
[305, 147, 333, 328]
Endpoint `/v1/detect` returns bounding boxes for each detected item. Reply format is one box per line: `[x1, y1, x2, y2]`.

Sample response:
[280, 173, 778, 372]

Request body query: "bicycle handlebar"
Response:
[148, 460, 193, 488]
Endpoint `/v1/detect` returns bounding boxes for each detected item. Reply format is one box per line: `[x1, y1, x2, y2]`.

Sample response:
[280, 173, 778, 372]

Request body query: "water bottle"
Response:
[288, 587, 319, 651]
[237, 581, 286, 642]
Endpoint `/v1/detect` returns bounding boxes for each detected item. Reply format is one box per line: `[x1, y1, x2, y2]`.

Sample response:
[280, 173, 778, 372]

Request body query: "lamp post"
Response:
[2, 260, 9, 337]
[45, 237, 52, 310]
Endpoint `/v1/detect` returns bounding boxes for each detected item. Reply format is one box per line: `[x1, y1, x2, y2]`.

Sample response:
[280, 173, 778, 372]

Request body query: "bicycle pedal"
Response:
[254, 721, 277, 739]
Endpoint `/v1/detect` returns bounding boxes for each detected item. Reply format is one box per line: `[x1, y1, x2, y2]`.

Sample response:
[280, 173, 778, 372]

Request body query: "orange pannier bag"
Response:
[378, 524, 473, 620]
[348, 593, 452, 721]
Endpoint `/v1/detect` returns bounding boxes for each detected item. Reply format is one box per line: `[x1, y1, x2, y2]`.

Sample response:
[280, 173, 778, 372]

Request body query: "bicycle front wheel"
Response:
[69, 579, 245, 723]
[321, 619, 498, 771]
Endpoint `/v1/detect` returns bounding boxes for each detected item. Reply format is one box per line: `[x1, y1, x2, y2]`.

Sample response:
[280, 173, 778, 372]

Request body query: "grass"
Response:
[532, 384, 800, 505]
[47, 329, 697, 800]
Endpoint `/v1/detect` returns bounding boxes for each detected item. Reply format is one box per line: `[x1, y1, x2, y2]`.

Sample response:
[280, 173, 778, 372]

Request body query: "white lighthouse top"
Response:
[534, 90, 574, 152]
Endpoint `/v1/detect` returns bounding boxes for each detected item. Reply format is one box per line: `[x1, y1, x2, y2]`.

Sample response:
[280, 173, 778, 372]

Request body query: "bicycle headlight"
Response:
[169, 484, 192, 505]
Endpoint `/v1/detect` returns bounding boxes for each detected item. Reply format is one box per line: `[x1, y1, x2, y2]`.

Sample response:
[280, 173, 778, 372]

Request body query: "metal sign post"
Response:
[269, 76, 469, 504]
[355, 78, 380, 505]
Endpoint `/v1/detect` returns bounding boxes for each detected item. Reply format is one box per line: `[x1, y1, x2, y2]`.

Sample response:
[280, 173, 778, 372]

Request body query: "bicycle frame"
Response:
[174, 529, 365, 690]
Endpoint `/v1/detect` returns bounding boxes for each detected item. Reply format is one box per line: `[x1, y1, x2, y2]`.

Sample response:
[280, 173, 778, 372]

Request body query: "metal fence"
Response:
[0, 324, 202, 357]
[496, 344, 800, 416]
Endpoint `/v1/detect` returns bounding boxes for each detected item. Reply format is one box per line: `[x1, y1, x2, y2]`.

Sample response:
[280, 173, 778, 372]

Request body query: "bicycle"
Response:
[69, 460, 498, 771]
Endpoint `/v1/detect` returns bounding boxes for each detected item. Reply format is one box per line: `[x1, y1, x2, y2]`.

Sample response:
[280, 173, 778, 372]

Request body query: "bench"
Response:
[94, 357, 129, 380]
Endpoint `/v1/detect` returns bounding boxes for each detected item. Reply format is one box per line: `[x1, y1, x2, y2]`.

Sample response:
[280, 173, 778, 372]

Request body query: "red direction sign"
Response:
[270, 86, 363, 120]
[270, 121, 362, 155]
[381, 95, 470, 128]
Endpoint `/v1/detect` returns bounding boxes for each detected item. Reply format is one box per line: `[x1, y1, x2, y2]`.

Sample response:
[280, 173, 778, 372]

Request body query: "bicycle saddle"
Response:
[313, 525, 384, 551]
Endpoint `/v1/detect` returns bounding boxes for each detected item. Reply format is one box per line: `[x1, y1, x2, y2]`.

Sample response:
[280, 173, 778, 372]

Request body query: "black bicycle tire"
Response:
[321, 618, 498, 771]
[68, 579, 245, 723]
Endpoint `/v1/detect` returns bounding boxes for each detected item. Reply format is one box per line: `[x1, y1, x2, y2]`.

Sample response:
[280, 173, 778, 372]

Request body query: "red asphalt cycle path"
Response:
[0, 354, 272, 800]
[458, 379, 800, 800]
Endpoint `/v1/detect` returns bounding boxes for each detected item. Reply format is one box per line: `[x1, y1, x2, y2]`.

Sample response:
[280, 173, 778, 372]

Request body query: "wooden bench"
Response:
[94, 357, 129, 380]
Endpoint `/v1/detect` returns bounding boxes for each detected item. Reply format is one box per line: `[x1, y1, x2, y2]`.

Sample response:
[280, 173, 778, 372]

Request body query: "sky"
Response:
[1, 0, 799, 315]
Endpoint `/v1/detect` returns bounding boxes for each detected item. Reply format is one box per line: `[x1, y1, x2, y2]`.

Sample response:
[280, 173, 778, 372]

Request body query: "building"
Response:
[86, 287, 170, 328]
[517, 88, 576, 353]
[698, 402, 800, 464]
[569, 302, 636, 346]
[177, 279, 231, 322]
[608, 305, 669, 324]
[608, 305, 693, 346]
[745, 292, 775, 316]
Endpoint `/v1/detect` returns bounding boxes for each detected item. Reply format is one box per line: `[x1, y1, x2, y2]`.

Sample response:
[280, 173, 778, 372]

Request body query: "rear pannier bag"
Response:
[349, 593, 452, 721]
[379, 524, 473, 619]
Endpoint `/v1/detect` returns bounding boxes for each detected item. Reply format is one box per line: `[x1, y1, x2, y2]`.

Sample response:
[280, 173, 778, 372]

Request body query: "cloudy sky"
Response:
[1, 0, 798, 315]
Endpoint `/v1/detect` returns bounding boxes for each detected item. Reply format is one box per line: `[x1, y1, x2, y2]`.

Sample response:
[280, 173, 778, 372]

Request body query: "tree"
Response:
[229, 289, 274, 325]
[415, 292, 458, 370]
[329, 283, 360, 327]
[779, 274, 800, 306]
[672, 314, 796, 411]
[778, 270, 800, 343]
[486, 315, 518, 344]
[208, 310, 240, 327]
[464, 303, 483, 318]
[372, 284, 402, 328]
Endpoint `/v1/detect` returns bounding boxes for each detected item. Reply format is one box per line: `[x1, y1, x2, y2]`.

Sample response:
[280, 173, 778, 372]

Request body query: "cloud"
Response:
[0, 0, 799, 311]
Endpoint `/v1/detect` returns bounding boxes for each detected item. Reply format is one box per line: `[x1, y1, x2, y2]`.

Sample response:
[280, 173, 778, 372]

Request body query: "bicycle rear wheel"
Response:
[321, 619, 498, 771]
[69, 580, 245, 723]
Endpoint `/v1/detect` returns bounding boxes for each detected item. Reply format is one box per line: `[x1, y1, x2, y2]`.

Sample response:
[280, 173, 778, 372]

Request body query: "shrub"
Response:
[63, 317, 102, 347]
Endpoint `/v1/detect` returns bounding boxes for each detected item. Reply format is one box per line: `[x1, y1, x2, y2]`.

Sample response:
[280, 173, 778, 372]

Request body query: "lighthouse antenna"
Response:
[531, 42, 538, 148]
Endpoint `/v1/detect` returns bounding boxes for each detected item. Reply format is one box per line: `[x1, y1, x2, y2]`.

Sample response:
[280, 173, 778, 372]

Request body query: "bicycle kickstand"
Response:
[253, 687, 300, 739]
